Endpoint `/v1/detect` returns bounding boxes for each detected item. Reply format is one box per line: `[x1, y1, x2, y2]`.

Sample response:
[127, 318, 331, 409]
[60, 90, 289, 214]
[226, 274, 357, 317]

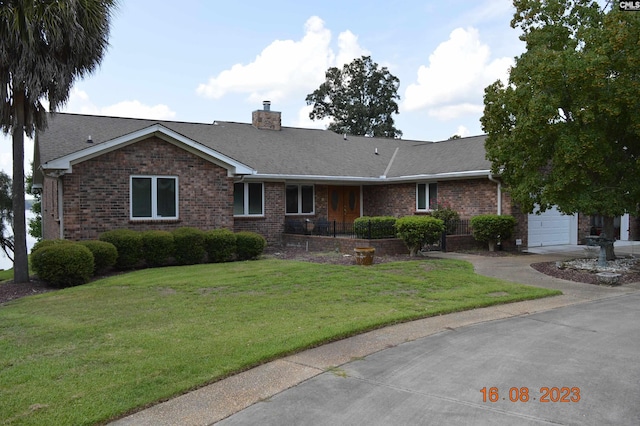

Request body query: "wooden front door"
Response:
[327, 186, 360, 224]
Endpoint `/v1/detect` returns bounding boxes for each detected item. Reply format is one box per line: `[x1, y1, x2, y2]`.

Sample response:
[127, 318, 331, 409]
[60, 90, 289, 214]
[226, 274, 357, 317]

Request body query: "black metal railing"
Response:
[284, 218, 472, 239]
[444, 219, 471, 235]
[284, 219, 395, 239]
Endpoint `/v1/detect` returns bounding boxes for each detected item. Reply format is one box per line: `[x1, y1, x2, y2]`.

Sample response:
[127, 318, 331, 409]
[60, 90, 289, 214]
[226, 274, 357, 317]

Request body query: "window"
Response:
[234, 182, 264, 216]
[417, 182, 438, 211]
[286, 184, 314, 214]
[131, 176, 178, 219]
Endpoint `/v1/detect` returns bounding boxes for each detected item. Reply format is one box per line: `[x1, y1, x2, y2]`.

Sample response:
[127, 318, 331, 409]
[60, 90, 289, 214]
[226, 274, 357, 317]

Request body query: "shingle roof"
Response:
[36, 113, 491, 181]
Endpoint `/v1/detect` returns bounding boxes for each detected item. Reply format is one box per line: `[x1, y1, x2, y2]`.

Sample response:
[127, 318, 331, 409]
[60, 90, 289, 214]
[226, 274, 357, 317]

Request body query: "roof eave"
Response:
[242, 170, 493, 183]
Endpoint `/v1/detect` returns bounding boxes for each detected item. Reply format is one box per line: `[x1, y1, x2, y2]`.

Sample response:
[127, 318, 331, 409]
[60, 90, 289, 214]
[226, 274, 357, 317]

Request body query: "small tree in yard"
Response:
[471, 215, 516, 251]
[396, 216, 445, 257]
[481, 1, 640, 260]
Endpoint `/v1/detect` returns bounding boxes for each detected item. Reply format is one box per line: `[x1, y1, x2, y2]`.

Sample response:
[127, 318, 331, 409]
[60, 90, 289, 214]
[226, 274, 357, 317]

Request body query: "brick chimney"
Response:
[252, 101, 281, 130]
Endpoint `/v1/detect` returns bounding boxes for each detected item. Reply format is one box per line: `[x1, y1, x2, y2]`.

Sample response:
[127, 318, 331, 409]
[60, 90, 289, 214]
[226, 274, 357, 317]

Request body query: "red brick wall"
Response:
[233, 181, 285, 244]
[363, 183, 415, 217]
[58, 137, 234, 240]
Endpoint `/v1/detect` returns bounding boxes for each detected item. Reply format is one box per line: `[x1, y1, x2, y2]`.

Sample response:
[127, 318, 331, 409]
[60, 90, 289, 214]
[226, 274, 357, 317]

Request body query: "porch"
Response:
[282, 218, 483, 255]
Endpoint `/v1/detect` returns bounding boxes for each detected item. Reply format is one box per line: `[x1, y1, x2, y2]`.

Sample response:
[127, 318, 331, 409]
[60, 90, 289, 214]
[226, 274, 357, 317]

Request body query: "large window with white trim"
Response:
[286, 184, 314, 214]
[131, 176, 178, 219]
[417, 182, 438, 211]
[234, 182, 264, 216]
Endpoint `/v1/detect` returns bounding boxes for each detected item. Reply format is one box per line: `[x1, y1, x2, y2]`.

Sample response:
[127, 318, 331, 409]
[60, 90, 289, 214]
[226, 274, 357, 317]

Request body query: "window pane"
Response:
[248, 183, 262, 215]
[132, 178, 152, 217]
[301, 185, 314, 213]
[417, 183, 426, 210]
[286, 185, 299, 214]
[233, 183, 244, 215]
[156, 178, 176, 217]
[429, 183, 438, 209]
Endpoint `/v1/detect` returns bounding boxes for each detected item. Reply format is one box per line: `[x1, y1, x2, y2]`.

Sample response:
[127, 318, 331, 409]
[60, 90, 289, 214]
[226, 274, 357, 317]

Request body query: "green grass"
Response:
[0, 258, 560, 425]
[0, 268, 13, 282]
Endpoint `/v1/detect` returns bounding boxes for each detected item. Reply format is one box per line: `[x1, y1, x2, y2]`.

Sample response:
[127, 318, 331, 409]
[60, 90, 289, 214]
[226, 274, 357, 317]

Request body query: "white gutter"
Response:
[487, 173, 502, 215]
[247, 169, 492, 184]
[58, 177, 64, 239]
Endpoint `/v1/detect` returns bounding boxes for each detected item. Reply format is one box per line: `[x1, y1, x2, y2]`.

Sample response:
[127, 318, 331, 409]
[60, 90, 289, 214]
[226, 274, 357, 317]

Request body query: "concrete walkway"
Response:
[111, 245, 640, 426]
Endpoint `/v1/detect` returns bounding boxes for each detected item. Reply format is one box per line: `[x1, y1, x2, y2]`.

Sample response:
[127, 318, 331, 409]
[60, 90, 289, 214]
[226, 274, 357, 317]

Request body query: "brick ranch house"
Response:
[32, 103, 637, 253]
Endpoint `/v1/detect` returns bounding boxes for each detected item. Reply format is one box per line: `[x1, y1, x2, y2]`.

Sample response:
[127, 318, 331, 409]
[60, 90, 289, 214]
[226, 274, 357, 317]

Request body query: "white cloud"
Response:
[293, 104, 331, 130]
[403, 27, 513, 120]
[428, 103, 484, 120]
[196, 16, 369, 103]
[63, 88, 176, 120]
[455, 125, 471, 138]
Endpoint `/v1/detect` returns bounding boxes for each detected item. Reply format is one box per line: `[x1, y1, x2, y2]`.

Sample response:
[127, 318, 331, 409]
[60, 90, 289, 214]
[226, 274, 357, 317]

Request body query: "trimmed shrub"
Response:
[204, 229, 237, 263]
[430, 202, 461, 235]
[235, 231, 266, 260]
[396, 216, 445, 256]
[141, 230, 175, 267]
[471, 214, 517, 251]
[31, 243, 94, 287]
[78, 240, 118, 275]
[31, 239, 73, 255]
[354, 216, 397, 239]
[172, 227, 206, 265]
[99, 229, 143, 270]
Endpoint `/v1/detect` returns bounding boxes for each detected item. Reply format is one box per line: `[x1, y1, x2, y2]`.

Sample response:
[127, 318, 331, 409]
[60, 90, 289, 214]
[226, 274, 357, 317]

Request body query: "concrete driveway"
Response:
[218, 293, 640, 425]
[112, 245, 640, 426]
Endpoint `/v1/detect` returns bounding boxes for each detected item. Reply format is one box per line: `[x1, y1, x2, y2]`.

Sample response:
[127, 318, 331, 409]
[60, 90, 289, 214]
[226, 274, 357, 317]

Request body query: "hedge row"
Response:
[98, 228, 265, 269]
[31, 228, 266, 287]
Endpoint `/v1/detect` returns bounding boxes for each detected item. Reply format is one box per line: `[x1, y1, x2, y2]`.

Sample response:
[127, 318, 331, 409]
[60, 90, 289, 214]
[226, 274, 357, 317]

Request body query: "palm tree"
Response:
[0, 1, 118, 283]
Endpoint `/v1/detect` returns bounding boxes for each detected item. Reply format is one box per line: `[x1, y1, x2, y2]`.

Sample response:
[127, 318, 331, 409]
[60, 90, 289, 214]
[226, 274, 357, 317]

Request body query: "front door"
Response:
[327, 186, 360, 224]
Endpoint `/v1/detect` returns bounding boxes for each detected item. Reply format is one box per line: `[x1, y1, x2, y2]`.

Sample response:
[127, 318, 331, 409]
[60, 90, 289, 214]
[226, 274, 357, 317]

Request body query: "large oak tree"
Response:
[1, 0, 117, 282]
[306, 56, 402, 138]
[481, 0, 640, 259]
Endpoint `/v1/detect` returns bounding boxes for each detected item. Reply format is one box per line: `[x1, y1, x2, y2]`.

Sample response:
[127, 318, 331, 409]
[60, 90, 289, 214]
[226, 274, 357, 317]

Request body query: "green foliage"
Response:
[353, 216, 397, 239]
[99, 229, 143, 270]
[31, 243, 94, 287]
[0, 171, 13, 259]
[470, 215, 517, 251]
[78, 240, 117, 275]
[481, 2, 640, 219]
[395, 216, 445, 256]
[430, 201, 461, 235]
[31, 238, 73, 255]
[141, 230, 175, 267]
[172, 227, 206, 265]
[204, 229, 237, 263]
[305, 56, 402, 138]
[2, 0, 119, 283]
[235, 231, 266, 260]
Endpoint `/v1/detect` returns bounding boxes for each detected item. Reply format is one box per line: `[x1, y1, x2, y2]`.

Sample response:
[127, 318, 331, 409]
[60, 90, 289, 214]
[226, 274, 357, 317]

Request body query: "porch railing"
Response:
[284, 218, 472, 239]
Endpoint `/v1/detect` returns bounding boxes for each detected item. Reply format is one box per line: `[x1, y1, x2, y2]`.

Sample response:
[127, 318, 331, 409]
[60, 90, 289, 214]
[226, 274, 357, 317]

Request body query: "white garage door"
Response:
[528, 206, 575, 247]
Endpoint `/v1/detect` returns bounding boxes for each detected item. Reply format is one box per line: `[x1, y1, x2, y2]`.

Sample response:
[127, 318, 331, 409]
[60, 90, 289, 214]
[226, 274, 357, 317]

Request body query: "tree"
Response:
[0, 171, 14, 261]
[0, 1, 118, 282]
[306, 56, 402, 138]
[481, 0, 640, 260]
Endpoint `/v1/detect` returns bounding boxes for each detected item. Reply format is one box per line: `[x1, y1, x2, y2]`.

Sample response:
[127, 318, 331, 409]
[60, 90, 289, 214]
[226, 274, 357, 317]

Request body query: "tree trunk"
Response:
[601, 215, 616, 261]
[12, 90, 29, 283]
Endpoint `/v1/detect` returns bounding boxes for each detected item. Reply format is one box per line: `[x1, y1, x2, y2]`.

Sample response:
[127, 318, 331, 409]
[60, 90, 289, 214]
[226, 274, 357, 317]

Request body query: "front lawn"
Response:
[0, 258, 560, 425]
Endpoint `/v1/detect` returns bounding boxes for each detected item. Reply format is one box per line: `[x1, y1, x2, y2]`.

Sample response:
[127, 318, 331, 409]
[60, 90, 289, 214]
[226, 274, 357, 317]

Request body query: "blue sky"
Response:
[2, 0, 526, 176]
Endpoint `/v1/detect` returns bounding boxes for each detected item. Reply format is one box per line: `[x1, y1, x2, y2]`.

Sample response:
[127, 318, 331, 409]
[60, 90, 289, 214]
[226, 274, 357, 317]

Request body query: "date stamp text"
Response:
[480, 387, 581, 403]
